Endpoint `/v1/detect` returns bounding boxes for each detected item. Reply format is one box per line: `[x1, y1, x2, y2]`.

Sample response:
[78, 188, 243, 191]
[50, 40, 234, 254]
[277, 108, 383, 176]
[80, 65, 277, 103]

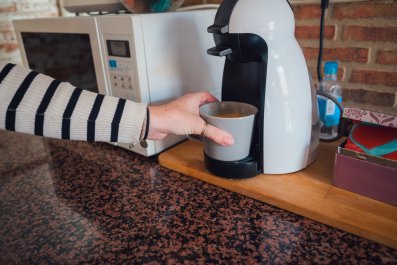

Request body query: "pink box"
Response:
[343, 107, 397, 128]
[333, 141, 397, 206]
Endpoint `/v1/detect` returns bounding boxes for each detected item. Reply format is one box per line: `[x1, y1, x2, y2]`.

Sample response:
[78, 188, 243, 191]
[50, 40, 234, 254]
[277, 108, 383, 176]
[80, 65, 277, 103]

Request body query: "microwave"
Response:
[13, 9, 223, 156]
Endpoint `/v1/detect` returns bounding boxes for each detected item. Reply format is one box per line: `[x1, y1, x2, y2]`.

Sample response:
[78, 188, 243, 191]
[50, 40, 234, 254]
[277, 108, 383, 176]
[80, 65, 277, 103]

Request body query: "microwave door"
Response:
[20, 32, 101, 94]
[13, 17, 108, 96]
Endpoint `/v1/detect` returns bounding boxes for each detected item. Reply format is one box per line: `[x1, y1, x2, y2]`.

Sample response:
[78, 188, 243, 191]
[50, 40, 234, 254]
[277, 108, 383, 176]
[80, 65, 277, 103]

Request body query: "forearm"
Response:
[0, 63, 147, 144]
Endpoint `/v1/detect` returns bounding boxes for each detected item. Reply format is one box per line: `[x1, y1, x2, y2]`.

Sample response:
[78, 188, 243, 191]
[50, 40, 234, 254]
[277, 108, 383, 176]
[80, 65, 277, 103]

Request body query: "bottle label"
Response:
[317, 95, 342, 127]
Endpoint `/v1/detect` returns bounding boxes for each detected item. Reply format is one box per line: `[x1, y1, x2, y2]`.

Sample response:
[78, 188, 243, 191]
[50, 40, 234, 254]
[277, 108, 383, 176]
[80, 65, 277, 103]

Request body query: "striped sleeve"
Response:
[0, 63, 147, 144]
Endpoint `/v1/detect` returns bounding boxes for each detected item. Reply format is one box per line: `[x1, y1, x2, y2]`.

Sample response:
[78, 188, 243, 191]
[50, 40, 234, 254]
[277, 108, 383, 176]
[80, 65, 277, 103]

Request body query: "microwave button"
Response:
[109, 59, 117, 69]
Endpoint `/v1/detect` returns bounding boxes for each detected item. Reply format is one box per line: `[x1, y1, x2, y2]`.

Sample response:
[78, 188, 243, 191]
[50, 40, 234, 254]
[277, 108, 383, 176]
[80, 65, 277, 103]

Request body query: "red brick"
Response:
[0, 43, 18, 53]
[0, 3, 17, 13]
[295, 25, 335, 40]
[309, 66, 344, 82]
[350, 70, 397, 87]
[206, 0, 222, 4]
[293, 5, 322, 20]
[308, 66, 318, 81]
[377, 49, 397, 65]
[343, 26, 397, 42]
[342, 89, 395, 107]
[303, 47, 369, 63]
[334, 3, 397, 19]
[182, 0, 205, 6]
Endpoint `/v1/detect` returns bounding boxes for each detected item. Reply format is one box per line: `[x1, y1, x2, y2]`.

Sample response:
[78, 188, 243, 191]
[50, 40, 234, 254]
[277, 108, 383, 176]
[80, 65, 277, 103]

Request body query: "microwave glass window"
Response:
[106, 40, 131, 58]
[21, 32, 99, 93]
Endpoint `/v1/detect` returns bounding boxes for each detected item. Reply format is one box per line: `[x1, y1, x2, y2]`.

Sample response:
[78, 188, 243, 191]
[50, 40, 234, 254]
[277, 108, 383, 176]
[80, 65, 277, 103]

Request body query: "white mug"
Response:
[198, 101, 258, 161]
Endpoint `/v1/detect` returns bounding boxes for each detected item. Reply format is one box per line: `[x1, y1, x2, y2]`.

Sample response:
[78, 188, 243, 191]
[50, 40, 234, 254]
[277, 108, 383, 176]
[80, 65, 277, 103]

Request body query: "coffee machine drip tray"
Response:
[204, 153, 258, 179]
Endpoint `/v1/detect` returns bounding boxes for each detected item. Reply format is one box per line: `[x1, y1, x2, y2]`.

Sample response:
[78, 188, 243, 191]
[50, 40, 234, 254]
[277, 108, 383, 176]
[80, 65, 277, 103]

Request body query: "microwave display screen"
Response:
[21, 32, 99, 93]
[106, 40, 130, 58]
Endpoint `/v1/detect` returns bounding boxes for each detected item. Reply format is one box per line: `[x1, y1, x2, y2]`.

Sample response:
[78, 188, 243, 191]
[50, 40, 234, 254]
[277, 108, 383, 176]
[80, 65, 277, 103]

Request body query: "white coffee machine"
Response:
[206, 0, 320, 177]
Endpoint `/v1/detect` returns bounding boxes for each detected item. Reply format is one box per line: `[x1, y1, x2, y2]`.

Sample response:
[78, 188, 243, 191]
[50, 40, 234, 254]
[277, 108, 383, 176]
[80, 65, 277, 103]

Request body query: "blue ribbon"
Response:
[349, 123, 397, 157]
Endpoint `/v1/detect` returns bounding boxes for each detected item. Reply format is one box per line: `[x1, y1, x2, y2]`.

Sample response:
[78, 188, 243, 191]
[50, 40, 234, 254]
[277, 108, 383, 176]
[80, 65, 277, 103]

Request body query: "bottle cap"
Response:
[324, 61, 338, 75]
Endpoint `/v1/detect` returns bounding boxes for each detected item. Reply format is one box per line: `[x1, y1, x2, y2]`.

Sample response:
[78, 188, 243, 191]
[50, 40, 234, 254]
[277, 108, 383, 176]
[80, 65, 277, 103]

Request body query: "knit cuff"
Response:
[139, 107, 150, 141]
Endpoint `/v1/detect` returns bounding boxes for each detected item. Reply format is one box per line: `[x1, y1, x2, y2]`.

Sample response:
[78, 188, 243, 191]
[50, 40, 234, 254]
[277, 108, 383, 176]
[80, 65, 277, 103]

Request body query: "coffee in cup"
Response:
[211, 112, 242, 118]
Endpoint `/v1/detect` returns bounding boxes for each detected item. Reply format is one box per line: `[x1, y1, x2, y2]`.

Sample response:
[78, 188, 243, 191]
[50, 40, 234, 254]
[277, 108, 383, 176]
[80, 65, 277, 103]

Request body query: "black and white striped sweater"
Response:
[0, 63, 148, 144]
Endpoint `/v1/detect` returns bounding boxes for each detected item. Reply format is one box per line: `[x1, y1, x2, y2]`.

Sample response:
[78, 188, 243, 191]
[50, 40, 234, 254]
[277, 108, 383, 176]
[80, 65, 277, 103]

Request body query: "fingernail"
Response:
[223, 136, 234, 146]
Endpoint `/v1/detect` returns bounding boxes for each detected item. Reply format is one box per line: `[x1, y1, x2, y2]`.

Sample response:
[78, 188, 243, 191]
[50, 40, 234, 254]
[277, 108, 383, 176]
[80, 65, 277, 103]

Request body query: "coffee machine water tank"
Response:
[207, 0, 319, 175]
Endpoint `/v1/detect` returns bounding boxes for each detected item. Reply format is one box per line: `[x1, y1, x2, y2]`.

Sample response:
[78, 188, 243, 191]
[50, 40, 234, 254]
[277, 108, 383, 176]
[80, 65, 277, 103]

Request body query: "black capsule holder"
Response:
[204, 153, 259, 179]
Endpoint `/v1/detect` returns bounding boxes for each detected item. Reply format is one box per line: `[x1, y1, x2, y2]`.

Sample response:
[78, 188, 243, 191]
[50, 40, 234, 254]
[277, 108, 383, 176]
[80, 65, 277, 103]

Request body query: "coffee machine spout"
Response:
[207, 24, 229, 34]
[207, 46, 232, 57]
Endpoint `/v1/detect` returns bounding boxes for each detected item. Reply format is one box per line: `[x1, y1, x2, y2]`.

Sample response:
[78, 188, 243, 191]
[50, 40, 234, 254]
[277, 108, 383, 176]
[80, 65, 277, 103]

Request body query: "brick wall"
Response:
[2, 0, 396, 115]
[293, 0, 397, 115]
[0, 0, 59, 65]
[185, 0, 397, 115]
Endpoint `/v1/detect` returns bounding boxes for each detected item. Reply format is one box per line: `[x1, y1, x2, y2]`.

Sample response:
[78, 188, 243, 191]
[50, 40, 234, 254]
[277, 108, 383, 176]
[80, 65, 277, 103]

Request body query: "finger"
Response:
[148, 131, 168, 141]
[198, 91, 219, 106]
[204, 124, 234, 146]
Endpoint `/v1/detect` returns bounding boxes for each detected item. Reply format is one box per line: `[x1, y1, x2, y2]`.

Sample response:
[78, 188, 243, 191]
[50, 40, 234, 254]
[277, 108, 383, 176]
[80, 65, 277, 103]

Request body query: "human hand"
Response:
[148, 92, 234, 146]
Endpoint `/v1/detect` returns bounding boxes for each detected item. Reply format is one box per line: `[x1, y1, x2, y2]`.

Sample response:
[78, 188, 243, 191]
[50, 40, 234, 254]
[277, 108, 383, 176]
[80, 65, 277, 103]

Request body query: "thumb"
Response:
[204, 124, 234, 146]
[198, 91, 219, 105]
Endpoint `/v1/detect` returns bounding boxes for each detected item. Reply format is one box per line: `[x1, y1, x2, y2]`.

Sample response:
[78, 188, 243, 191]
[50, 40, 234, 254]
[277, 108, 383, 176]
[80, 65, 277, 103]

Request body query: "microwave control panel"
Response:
[105, 39, 138, 101]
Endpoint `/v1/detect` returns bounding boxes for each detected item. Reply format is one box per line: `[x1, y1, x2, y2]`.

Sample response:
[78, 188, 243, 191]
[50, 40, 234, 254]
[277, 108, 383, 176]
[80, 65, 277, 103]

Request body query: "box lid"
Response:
[343, 107, 397, 128]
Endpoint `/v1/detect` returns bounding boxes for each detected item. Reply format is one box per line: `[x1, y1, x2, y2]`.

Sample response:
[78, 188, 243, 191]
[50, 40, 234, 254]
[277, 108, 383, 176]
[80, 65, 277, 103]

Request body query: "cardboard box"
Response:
[333, 141, 397, 206]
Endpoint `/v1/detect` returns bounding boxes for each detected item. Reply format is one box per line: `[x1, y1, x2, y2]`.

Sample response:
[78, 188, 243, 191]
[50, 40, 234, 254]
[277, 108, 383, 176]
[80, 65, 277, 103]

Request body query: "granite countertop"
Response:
[0, 130, 396, 264]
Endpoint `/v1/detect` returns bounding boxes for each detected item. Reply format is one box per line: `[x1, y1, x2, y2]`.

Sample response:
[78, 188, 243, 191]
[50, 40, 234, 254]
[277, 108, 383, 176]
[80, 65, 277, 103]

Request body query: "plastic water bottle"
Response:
[317, 61, 342, 140]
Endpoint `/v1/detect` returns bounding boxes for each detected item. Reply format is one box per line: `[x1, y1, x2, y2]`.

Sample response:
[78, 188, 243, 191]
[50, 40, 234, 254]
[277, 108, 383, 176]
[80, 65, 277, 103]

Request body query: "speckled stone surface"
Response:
[0, 130, 396, 265]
